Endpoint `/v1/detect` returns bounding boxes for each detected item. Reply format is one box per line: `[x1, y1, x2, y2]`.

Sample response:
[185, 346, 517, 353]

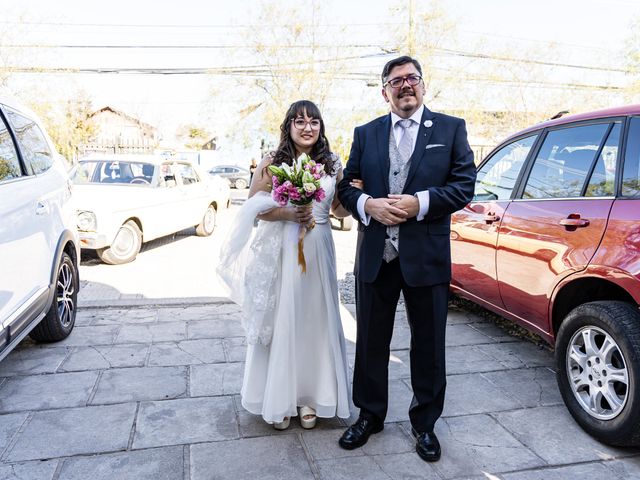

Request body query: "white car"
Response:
[72, 154, 230, 264]
[0, 97, 80, 360]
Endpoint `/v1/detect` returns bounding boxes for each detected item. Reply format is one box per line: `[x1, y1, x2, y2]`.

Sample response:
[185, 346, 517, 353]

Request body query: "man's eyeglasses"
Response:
[384, 74, 422, 89]
[292, 118, 321, 130]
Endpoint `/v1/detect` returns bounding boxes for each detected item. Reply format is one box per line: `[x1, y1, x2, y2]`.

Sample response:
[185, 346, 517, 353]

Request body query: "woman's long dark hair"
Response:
[270, 100, 336, 175]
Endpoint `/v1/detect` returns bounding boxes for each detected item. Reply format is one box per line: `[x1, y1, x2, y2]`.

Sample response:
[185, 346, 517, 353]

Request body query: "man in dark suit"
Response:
[337, 55, 476, 462]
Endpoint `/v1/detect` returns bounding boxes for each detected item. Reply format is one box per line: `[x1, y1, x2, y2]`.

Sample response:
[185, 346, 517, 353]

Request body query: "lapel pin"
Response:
[423, 120, 433, 128]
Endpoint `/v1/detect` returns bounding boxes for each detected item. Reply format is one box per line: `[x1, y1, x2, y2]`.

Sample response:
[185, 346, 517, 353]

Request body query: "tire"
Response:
[234, 178, 248, 190]
[97, 220, 142, 265]
[555, 301, 640, 446]
[339, 216, 353, 231]
[196, 204, 216, 237]
[30, 252, 77, 342]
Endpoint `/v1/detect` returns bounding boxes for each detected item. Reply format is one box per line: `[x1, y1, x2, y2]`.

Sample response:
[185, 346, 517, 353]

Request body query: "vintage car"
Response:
[72, 154, 230, 264]
[451, 105, 640, 446]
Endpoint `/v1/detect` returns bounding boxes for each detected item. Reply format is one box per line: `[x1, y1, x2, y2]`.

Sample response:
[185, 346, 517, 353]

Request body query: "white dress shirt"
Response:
[356, 105, 430, 225]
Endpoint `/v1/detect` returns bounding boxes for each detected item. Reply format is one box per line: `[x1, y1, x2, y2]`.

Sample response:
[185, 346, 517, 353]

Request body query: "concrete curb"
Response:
[78, 296, 234, 309]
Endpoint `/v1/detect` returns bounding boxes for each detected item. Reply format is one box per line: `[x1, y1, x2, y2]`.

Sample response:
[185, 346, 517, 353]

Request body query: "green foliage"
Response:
[176, 124, 211, 150]
[30, 94, 97, 164]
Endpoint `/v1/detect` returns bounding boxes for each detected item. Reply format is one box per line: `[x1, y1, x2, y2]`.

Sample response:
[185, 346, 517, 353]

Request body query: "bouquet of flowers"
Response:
[268, 153, 326, 272]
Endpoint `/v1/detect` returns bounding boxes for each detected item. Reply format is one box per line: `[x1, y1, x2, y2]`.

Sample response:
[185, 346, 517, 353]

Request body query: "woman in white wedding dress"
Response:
[218, 100, 358, 430]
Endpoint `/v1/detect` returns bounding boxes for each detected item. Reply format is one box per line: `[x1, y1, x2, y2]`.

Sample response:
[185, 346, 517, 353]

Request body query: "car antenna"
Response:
[550, 110, 569, 120]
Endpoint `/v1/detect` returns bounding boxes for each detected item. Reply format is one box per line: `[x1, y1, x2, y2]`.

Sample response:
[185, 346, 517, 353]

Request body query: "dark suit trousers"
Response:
[353, 258, 449, 433]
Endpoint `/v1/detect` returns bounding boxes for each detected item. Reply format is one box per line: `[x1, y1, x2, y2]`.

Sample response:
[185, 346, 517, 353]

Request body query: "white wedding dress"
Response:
[219, 172, 351, 423]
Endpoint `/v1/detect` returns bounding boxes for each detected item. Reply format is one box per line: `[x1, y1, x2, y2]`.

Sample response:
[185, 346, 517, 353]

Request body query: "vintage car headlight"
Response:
[77, 210, 97, 232]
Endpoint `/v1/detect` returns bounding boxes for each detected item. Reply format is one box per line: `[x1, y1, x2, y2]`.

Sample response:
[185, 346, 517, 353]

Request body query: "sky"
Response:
[1, 0, 639, 158]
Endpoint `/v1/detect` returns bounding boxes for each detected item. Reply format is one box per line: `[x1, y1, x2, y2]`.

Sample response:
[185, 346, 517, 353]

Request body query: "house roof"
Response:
[89, 106, 158, 133]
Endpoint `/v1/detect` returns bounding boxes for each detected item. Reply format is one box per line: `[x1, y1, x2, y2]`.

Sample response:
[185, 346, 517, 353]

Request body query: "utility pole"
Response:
[408, 0, 415, 56]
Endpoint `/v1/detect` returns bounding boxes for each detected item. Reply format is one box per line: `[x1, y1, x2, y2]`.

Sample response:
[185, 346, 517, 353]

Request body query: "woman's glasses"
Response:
[292, 118, 321, 130]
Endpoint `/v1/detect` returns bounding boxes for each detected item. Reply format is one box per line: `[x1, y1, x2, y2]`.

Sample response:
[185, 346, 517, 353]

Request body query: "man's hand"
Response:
[364, 198, 408, 226]
[388, 194, 420, 218]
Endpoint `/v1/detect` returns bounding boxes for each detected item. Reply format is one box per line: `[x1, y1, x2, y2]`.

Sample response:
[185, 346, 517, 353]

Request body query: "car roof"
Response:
[211, 164, 248, 170]
[79, 154, 194, 165]
[505, 104, 640, 141]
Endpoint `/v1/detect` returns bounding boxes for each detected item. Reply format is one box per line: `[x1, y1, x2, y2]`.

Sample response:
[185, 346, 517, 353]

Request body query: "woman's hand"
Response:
[350, 179, 364, 190]
[280, 205, 313, 224]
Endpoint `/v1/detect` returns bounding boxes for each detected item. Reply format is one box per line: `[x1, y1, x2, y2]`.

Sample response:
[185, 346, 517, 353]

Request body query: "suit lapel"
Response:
[376, 115, 391, 195]
[404, 107, 435, 193]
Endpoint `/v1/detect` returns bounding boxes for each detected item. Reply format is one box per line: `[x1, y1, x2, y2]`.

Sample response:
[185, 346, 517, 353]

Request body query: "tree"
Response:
[176, 124, 211, 150]
[29, 92, 98, 164]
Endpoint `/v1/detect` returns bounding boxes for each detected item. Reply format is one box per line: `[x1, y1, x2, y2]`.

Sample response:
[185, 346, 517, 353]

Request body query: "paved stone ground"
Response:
[0, 299, 639, 479]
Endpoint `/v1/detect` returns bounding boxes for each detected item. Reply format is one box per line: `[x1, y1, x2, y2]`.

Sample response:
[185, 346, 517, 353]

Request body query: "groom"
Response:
[337, 55, 476, 462]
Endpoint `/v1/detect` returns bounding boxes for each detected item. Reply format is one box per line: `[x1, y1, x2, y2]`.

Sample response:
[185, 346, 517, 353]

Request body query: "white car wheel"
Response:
[98, 220, 142, 264]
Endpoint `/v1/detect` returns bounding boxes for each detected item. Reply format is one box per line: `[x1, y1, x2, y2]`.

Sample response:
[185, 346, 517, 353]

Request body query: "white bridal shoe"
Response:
[299, 406, 317, 429]
[273, 417, 290, 430]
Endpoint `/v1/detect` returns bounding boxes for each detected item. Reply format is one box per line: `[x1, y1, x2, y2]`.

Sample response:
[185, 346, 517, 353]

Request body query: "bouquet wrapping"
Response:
[268, 153, 326, 272]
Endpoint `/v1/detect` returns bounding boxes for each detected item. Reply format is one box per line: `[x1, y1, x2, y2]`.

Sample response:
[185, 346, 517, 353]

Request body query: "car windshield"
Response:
[72, 161, 155, 185]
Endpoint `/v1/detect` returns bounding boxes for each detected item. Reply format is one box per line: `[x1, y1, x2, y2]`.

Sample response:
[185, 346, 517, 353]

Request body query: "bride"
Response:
[218, 100, 358, 429]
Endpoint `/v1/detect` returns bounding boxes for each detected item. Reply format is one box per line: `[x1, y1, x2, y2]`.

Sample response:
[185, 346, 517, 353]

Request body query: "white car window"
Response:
[4, 107, 53, 175]
[0, 114, 21, 182]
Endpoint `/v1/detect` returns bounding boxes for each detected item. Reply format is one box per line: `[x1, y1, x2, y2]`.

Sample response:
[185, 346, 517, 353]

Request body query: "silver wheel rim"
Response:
[566, 326, 629, 420]
[203, 207, 215, 233]
[235, 179, 247, 189]
[112, 225, 138, 257]
[56, 262, 75, 327]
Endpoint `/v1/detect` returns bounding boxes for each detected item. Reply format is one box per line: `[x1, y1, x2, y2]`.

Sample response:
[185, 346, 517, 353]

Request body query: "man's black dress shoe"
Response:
[338, 417, 384, 450]
[415, 431, 441, 462]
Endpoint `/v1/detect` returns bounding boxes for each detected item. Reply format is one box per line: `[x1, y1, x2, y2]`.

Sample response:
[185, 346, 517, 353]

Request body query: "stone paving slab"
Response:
[427, 415, 545, 479]
[190, 435, 315, 480]
[54, 325, 121, 347]
[116, 323, 187, 344]
[493, 405, 632, 464]
[147, 339, 226, 366]
[132, 396, 239, 449]
[4, 403, 137, 462]
[59, 344, 149, 372]
[189, 362, 243, 397]
[0, 371, 99, 413]
[0, 460, 59, 480]
[57, 446, 184, 480]
[442, 373, 523, 416]
[0, 413, 28, 454]
[0, 347, 70, 376]
[90, 366, 188, 405]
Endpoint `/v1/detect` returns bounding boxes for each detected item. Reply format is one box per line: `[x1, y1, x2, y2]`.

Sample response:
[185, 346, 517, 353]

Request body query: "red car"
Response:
[451, 105, 640, 446]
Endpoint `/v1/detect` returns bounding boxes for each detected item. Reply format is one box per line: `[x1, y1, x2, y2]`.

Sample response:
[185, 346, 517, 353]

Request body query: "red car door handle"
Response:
[559, 218, 590, 228]
[484, 213, 500, 224]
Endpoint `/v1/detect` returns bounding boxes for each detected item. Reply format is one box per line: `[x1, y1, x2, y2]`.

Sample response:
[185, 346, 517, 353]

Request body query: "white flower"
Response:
[281, 163, 292, 176]
[303, 182, 316, 193]
[424, 120, 433, 128]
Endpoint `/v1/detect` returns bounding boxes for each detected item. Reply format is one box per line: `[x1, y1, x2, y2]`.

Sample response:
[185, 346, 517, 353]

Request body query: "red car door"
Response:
[496, 121, 620, 335]
[451, 134, 538, 310]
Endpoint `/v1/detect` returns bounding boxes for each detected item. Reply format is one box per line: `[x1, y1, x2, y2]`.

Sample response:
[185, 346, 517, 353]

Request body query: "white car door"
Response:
[0, 107, 59, 334]
[175, 162, 208, 227]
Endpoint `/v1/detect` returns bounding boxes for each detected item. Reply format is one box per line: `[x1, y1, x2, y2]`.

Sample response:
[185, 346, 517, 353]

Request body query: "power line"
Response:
[1, 66, 624, 91]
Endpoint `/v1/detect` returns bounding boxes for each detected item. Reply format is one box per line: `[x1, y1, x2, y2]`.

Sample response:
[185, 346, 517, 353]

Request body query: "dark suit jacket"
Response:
[338, 107, 476, 287]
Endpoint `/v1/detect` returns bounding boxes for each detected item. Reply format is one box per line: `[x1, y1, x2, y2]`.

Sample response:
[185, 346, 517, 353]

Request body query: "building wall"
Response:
[81, 109, 159, 155]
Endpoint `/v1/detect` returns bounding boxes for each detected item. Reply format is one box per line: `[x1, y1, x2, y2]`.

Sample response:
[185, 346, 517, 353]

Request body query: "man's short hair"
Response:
[381, 56, 423, 84]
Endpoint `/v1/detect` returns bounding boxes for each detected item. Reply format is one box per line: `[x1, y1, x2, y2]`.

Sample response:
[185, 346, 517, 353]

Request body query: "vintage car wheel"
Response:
[97, 220, 142, 265]
[196, 204, 216, 237]
[234, 178, 248, 189]
[555, 301, 640, 446]
[30, 252, 77, 342]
